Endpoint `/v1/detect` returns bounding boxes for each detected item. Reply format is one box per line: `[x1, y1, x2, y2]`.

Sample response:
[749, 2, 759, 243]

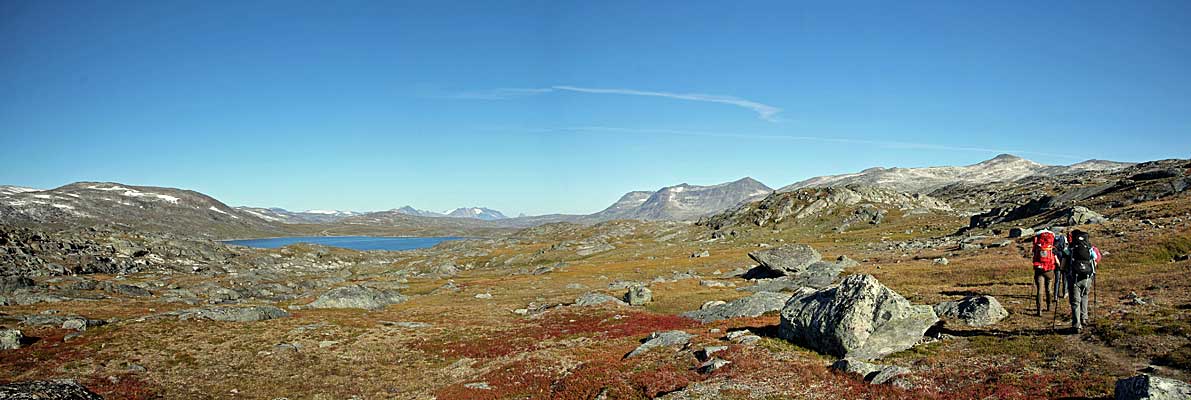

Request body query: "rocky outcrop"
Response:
[0, 380, 103, 400]
[174, 305, 290, 322]
[625, 330, 694, 358]
[1066, 206, 1107, 225]
[1114, 374, 1191, 400]
[934, 295, 1008, 327]
[307, 285, 407, 310]
[574, 292, 626, 307]
[701, 185, 950, 230]
[0, 276, 36, 293]
[831, 358, 909, 385]
[779, 275, 938, 360]
[681, 292, 793, 323]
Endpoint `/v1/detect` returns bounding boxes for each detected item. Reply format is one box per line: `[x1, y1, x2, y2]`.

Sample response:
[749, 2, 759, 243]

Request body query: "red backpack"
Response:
[1032, 231, 1057, 271]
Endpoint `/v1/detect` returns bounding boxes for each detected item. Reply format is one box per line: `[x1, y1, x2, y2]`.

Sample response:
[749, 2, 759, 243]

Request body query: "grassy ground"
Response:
[2, 201, 1190, 399]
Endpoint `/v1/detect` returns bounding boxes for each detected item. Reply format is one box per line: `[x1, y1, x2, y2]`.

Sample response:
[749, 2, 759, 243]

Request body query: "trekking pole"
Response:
[1052, 287, 1058, 333]
[1092, 272, 1097, 325]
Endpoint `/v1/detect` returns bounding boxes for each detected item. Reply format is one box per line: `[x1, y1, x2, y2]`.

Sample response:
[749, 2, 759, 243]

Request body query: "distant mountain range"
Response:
[781, 154, 1134, 194]
[0, 154, 1143, 238]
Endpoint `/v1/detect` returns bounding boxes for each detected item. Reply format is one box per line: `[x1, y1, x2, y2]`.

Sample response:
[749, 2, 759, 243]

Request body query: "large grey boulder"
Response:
[934, 295, 1008, 327]
[748, 244, 822, 276]
[625, 330, 694, 358]
[1115, 374, 1191, 400]
[625, 285, 653, 306]
[308, 285, 407, 310]
[574, 292, 627, 307]
[744, 245, 844, 289]
[681, 292, 794, 323]
[0, 380, 103, 400]
[1067, 206, 1107, 225]
[831, 358, 909, 385]
[779, 274, 938, 360]
[0, 329, 24, 350]
[175, 305, 290, 322]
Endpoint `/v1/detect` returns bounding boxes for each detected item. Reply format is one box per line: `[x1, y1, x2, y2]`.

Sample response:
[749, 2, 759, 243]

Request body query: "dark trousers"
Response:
[1054, 267, 1066, 298]
[1034, 268, 1054, 313]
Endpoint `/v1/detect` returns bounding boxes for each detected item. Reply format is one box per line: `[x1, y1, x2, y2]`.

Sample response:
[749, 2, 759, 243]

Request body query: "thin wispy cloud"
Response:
[532, 126, 1082, 160]
[456, 85, 783, 122]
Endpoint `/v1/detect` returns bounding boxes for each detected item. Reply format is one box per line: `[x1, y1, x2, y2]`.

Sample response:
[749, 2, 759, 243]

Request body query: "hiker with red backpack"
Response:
[1032, 229, 1062, 316]
[1066, 229, 1101, 333]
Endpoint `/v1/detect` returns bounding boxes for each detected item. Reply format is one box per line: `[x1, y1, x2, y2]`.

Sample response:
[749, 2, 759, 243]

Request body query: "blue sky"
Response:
[2, 1, 1189, 215]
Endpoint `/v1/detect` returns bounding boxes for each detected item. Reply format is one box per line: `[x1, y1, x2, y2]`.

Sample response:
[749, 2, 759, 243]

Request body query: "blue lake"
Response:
[223, 236, 462, 251]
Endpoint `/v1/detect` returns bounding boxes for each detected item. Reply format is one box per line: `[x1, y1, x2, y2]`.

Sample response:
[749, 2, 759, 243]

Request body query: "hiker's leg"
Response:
[1074, 279, 1091, 329]
[1043, 270, 1053, 311]
[1034, 269, 1044, 315]
[1055, 269, 1066, 298]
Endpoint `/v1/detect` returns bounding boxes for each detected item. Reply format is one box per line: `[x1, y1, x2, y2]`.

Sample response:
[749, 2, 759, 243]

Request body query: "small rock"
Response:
[696, 345, 728, 361]
[0, 329, 24, 350]
[61, 319, 88, 331]
[734, 335, 762, 345]
[273, 343, 302, 353]
[932, 257, 949, 266]
[831, 358, 909, 384]
[697, 358, 731, 373]
[625, 331, 694, 358]
[691, 250, 710, 258]
[989, 239, 1013, 248]
[474, 293, 493, 299]
[1008, 228, 1034, 238]
[380, 321, 431, 329]
[934, 295, 1009, 327]
[700, 300, 727, 310]
[574, 292, 627, 307]
[464, 382, 492, 390]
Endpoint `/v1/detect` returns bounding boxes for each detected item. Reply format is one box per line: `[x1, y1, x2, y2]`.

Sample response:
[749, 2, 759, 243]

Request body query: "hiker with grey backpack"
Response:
[1066, 229, 1101, 333]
